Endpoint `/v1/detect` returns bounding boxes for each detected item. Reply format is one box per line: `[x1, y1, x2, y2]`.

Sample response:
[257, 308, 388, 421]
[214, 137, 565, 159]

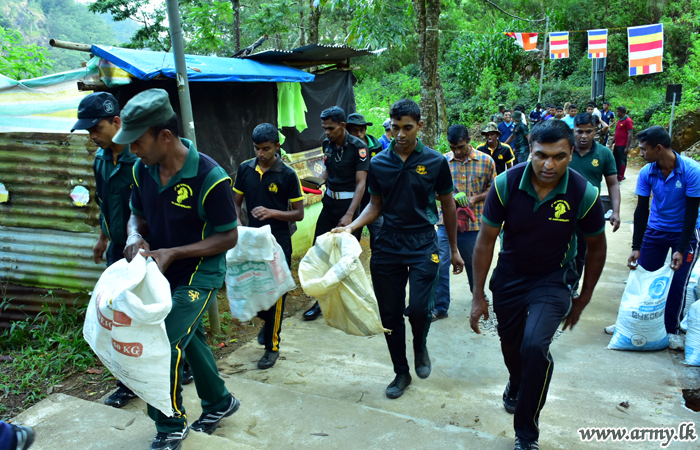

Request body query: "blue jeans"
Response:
[434, 225, 478, 314]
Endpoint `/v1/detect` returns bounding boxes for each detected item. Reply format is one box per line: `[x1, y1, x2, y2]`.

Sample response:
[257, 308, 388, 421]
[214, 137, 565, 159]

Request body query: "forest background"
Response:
[2, 0, 700, 151]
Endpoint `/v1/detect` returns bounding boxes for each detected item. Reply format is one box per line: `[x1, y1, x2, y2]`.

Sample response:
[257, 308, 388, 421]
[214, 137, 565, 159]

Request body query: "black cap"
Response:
[71, 92, 120, 132]
[346, 113, 372, 127]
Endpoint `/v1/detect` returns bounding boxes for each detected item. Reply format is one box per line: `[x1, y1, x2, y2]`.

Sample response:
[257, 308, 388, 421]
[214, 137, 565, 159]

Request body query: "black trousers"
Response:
[314, 195, 361, 242]
[257, 234, 292, 352]
[370, 227, 440, 374]
[490, 261, 576, 441]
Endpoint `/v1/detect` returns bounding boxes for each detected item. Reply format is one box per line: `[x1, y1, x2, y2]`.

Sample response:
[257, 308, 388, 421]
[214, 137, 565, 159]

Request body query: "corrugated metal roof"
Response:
[245, 44, 382, 68]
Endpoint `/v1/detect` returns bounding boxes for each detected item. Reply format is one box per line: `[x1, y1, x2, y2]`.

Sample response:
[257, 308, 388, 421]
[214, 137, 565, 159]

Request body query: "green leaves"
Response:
[0, 26, 53, 80]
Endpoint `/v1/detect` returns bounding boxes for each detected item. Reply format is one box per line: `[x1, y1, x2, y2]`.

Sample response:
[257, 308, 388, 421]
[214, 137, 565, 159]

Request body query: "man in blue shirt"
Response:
[563, 104, 578, 129]
[498, 111, 515, 143]
[529, 103, 544, 125]
[378, 119, 392, 149]
[626, 126, 700, 350]
[333, 99, 464, 400]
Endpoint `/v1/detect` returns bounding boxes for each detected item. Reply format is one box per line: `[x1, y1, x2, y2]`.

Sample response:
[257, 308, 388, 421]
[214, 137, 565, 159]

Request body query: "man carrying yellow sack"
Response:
[333, 99, 464, 399]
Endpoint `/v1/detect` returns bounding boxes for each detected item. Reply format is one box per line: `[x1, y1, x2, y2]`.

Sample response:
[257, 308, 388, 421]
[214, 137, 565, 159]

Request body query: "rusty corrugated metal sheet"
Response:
[0, 284, 87, 329]
[0, 132, 100, 232]
[0, 133, 102, 327]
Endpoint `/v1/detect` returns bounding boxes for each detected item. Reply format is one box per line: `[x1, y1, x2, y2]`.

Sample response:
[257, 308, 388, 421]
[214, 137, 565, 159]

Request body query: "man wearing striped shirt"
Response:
[432, 125, 496, 321]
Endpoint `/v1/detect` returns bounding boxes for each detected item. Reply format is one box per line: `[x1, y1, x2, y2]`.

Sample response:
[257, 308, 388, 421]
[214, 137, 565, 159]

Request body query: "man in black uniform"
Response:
[233, 123, 304, 369]
[117, 89, 240, 450]
[304, 106, 369, 320]
[346, 112, 384, 248]
[470, 119, 607, 450]
[333, 99, 464, 399]
[476, 122, 515, 175]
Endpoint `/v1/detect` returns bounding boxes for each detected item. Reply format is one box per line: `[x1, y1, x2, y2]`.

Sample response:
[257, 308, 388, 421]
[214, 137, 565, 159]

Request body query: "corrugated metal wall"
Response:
[0, 133, 101, 326]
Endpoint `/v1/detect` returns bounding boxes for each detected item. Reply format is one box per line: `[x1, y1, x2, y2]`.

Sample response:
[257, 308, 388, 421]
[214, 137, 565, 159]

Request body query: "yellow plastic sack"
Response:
[298, 232, 389, 336]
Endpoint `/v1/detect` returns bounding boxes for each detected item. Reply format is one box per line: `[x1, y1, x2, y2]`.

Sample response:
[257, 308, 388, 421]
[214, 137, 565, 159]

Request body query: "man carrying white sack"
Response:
[333, 99, 464, 399]
[233, 123, 304, 370]
[118, 89, 240, 450]
[624, 125, 700, 351]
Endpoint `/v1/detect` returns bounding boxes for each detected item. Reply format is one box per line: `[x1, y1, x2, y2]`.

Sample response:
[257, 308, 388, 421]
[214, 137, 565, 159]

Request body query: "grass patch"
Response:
[0, 297, 96, 420]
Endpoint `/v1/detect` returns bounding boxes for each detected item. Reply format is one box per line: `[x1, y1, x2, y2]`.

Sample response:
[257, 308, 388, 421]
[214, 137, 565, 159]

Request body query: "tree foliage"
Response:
[0, 26, 53, 80]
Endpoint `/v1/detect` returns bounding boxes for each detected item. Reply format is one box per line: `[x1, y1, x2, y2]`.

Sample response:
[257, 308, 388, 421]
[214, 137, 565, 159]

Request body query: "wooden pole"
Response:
[537, 17, 549, 104]
[49, 39, 91, 52]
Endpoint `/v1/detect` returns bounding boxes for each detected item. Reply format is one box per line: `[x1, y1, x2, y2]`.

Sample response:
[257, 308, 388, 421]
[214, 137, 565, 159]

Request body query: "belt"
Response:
[325, 188, 355, 200]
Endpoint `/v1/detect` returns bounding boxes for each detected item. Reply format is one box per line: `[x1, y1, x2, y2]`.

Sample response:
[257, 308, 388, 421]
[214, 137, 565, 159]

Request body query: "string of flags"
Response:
[505, 23, 665, 76]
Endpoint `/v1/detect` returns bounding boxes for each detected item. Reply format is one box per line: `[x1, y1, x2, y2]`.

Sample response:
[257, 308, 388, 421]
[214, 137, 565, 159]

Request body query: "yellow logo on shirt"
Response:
[550, 200, 571, 222]
[188, 290, 200, 302]
[431, 254, 440, 264]
[416, 165, 427, 175]
[172, 184, 193, 209]
[592, 159, 599, 167]
[269, 183, 278, 193]
[498, 154, 503, 159]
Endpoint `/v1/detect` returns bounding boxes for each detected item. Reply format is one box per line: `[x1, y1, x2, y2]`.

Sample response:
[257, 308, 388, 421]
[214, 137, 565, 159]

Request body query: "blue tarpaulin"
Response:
[91, 45, 315, 83]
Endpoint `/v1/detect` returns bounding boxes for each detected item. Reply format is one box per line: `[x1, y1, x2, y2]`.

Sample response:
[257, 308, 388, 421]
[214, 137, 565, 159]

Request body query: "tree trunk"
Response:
[299, 8, 306, 46]
[412, 0, 440, 149]
[231, 0, 241, 52]
[436, 71, 448, 138]
[308, 0, 322, 44]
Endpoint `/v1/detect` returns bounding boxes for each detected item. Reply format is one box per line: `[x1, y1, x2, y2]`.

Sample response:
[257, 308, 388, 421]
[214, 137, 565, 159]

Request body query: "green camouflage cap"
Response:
[112, 89, 175, 145]
[481, 122, 501, 135]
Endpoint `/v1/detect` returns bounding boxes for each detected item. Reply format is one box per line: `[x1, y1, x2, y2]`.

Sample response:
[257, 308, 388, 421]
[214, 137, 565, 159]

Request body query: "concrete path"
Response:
[12, 166, 700, 449]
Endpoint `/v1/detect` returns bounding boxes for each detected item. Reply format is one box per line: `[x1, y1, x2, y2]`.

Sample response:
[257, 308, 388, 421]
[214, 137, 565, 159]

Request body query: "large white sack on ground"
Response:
[608, 263, 673, 351]
[225, 225, 296, 321]
[682, 262, 700, 322]
[685, 300, 700, 365]
[298, 232, 389, 336]
[83, 254, 174, 416]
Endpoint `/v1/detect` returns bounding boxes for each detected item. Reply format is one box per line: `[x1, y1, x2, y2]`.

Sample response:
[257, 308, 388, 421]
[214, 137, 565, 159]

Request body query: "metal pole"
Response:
[538, 16, 549, 104]
[165, 0, 197, 148]
[165, 0, 219, 334]
[670, 92, 676, 136]
[591, 59, 595, 101]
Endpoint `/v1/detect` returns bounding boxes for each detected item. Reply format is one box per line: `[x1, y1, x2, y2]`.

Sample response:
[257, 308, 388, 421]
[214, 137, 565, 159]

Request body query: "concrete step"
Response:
[10, 393, 251, 450]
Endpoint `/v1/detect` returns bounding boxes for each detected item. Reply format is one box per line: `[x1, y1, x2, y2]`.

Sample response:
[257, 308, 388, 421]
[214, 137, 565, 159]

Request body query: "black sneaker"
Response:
[12, 424, 35, 450]
[258, 350, 279, 369]
[149, 427, 189, 450]
[414, 346, 431, 379]
[503, 380, 518, 414]
[182, 365, 194, 385]
[190, 394, 240, 434]
[386, 373, 412, 399]
[105, 386, 138, 408]
[514, 436, 539, 450]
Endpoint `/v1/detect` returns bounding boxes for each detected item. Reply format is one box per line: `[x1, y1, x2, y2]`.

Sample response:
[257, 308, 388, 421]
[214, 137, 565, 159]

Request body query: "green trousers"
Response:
[148, 286, 230, 433]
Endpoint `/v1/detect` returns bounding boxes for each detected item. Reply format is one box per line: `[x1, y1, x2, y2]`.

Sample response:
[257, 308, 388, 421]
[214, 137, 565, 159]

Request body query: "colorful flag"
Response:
[549, 32, 569, 59]
[588, 29, 608, 58]
[505, 32, 538, 52]
[628, 24, 664, 76]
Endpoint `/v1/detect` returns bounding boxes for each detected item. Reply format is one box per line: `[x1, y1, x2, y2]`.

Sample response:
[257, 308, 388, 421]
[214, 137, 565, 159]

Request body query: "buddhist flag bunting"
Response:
[588, 29, 608, 58]
[628, 24, 664, 76]
[549, 32, 569, 59]
[505, 32, 538, 52]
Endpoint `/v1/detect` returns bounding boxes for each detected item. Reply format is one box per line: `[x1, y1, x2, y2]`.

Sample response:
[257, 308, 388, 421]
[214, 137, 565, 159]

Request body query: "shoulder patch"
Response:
[359, 148, 367, 158]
